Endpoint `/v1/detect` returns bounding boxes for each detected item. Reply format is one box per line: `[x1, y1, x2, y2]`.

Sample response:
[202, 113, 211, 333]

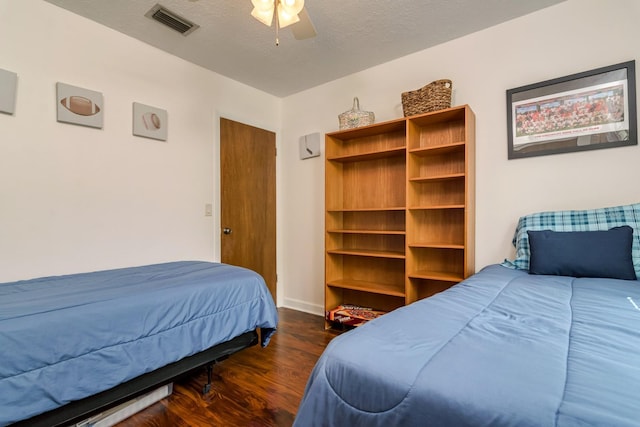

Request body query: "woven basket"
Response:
[338, 97, 375, 130]
[401, 79, 452, 117]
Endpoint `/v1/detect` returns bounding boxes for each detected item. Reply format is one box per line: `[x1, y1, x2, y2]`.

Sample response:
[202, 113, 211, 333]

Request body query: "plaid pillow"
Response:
[502, 203, 640, 278]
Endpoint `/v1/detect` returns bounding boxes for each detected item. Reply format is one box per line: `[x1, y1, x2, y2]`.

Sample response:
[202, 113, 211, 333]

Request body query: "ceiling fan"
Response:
[250, 0, 317, 45]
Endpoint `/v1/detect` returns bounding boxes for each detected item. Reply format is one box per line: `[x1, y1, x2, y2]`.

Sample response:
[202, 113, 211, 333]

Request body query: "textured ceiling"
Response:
[44, 0, 565, 97]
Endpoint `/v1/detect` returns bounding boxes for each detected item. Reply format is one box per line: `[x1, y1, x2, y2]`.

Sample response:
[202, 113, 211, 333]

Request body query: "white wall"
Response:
[280, 0, 640, 314]
[2, 1, 639, 315]
[0, 0, 281, 282]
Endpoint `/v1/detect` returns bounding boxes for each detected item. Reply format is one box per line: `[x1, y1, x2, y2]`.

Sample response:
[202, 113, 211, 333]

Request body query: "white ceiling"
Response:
[44, 0, 565, 97]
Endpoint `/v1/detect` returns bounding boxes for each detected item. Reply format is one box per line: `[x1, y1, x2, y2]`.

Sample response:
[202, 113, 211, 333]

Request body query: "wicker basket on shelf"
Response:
[401, 79, 452, 117]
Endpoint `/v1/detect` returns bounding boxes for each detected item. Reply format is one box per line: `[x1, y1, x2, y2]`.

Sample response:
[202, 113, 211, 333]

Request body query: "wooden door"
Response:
[220, 118, 277, 302]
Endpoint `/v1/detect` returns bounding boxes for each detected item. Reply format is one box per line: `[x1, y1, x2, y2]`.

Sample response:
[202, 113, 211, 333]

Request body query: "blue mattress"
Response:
[294, 264, 640, 426]
[0, 261, 278, 426]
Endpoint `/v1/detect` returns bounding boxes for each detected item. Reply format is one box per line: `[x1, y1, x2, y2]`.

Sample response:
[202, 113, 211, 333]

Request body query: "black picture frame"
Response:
[507, 60, 637, 159]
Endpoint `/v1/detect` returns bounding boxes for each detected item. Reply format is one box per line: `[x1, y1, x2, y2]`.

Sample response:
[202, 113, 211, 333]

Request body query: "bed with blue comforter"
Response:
[0, 261, 278, 426]
[294, 264, 640, 426]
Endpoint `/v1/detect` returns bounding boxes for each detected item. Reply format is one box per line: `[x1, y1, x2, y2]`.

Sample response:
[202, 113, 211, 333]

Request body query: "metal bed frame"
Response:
[13, 330, 259, 427]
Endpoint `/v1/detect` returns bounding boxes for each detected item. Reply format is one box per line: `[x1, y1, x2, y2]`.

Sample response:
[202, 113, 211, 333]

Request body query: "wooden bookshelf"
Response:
[324, 105, 475, 328]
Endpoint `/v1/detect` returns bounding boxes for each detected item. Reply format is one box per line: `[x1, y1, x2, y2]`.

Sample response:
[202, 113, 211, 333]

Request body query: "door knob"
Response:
[223, 228, 232, 235]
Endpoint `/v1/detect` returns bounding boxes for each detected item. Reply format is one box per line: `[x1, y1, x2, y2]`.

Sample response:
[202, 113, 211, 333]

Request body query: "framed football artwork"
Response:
[0, 68, 18, 115]
[56, 82, 104, 129]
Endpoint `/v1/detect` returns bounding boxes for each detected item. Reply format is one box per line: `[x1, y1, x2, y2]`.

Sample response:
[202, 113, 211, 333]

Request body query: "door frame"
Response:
[213, 112, 282, 306]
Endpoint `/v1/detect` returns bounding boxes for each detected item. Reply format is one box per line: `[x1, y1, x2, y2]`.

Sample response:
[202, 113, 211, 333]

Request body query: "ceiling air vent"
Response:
[145, 4, 199, 36]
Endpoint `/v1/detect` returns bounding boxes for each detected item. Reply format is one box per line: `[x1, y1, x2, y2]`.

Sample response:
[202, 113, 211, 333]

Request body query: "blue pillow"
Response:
[502, 202, 640, 278]
[527, 226, 637, 280]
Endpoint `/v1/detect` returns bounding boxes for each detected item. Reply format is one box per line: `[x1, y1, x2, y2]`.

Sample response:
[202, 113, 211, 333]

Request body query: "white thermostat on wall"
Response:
[299, 132, 321, 160]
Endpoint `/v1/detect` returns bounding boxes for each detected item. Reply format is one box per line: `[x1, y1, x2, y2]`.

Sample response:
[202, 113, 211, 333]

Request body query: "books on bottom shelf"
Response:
[326, 304, 387, 327]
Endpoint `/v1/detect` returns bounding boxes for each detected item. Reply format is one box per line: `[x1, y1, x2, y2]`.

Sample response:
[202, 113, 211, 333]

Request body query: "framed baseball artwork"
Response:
[132, 102, 168, 141]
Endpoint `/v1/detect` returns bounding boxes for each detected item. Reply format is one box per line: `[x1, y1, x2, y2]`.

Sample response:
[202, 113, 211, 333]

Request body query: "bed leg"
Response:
[202, 355, 228, 395]
[203, 363, 213, 395]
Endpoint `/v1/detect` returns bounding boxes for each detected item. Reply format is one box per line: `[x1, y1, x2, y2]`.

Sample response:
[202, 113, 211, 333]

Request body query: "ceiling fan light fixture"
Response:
[249, 0, 312, 45]
[251, 0, 304, 28]
[276, 5, 300, 28]
[251, 0, 273, 11]
[251, 6, 274, 26]
[279, 0, 304, 16]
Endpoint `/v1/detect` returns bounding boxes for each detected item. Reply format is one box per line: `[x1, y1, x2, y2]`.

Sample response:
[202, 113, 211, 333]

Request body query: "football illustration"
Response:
[59, 95, 101, 116]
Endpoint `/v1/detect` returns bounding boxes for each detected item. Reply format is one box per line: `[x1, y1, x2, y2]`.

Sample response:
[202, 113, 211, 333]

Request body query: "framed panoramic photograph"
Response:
[507, 60, 636, 159]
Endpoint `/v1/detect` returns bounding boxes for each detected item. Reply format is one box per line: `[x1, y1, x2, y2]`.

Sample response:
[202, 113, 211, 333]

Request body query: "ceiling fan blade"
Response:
[291, 7, 317, 40]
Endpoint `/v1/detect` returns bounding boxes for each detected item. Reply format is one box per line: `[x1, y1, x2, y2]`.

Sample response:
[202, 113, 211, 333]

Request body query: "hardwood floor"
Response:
[115, 308, 339, 427]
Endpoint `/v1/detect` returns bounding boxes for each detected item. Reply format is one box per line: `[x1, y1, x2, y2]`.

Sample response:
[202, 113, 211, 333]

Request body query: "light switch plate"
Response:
[299, 133, 321, 160]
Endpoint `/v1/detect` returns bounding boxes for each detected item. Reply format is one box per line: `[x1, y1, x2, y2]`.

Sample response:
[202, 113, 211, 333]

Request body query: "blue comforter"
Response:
[294, 264, 640, 426]
[0, 261, 278, 426]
